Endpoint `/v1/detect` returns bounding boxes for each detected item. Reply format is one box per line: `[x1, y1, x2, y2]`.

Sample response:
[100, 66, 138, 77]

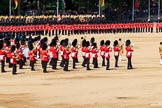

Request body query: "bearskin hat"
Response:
[92, 43, 97, 48]
[100, 40, 104, 46]
[113, 40, 118, 46]
[41, 43, 48, 50]
[160, 42, 162, 45]
[0, 34, 3, 40]
[126, 40, 131, 46]
[6, 40, 11, 47]
[63, 39, 68, 47]
[72, 39, 77, 47]
[82, 39, 86, 47]
[50, 40, 57, 47]
[43, 37, 48, 43]
[0, 40, 3, 50]
[11, 35, 15, 39]
[60, 39, 65, 46]
[105, 40, 111, 46]
[21, 40, 25, 45]
[11, 45, 16, 52]
[54, 35, 59, 41]
[65, 38, 69, 43]
[28, 44, 34, 51]
[86, 41, 90, 47]
[16, 42, 20, 49]
[37, 35, 41, 40]
[90, 37, 95, 44]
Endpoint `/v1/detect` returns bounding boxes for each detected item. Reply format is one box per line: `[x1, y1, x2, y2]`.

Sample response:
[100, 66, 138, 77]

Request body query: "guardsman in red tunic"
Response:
[16, 43, 23, 69]
[4, 40, 10, 64]
[7, 42, 12, 68]
[10, 46, 17, 75]
[20, 40, 26, 65]
[85, 41, 91, 70]
[105, 40, 112, 70]
[59, 40, 65, 67]
[113, 40, 120, 67]
[0, 40, 6, 72]
[41, 43, 49, 73]
[125, 40, 134, 69]
[63, 40, 71, 71]
[71, 39, 78, 69]
[81, 39, 86, 67]
[49, 40, 58, 70]
[28, 44, 36, 71]
[91, 43, 99, 68]
[100, 40, 105, 66]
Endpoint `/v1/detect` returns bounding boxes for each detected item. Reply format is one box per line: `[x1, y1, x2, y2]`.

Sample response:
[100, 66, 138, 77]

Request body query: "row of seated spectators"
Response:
[0, 15, 153, 26]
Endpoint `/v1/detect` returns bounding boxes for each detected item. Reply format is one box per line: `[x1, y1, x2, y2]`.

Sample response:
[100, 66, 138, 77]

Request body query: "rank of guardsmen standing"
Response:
[0, 34, 134, 75]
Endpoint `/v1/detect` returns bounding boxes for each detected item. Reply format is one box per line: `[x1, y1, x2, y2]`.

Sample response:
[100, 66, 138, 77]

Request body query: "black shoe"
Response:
[31, 69, 36, 71]
[106, 69, 110, 70]
[2, 71, 6, 73]
[115, 66, 119, 67]
[12, 73, 17, 75]
[87, 68, 91, 70]
[82, 64, 85, 67]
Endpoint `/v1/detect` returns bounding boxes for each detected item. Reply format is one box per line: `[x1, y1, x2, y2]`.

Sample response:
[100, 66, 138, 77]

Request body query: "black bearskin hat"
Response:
[21, 40, 25, 45]
[6, 40, 11, 47]
[92, 43, 97, 48]
[54, 35, 59, 41]
[105, 40, 110, 46]
[90, 37, 95, 44]
[16, 42, 20, 49]
[160, 42, 162, 45]
[86, 41, 90, 47]
[72, 39, 77, 47]
[126, 40, 131, 46]
[41, 43, 48, 50]
[11, 45, 16, 52]
[113, 40, 118, 46]
[0, 40, 3, 50]
[43, 37, 48, 43]
[100, 40, 104, 46]
[82, 39, 86, 47]
[28, 44, 34, 51]
[60, 39, 65, 46]
[37, 35, 41, 40]
[50, 40, 57, 47]
[63, 39, 68, 47]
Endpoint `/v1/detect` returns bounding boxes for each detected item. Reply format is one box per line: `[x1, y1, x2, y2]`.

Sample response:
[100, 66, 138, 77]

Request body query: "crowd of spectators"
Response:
[0, 14, 153, 26]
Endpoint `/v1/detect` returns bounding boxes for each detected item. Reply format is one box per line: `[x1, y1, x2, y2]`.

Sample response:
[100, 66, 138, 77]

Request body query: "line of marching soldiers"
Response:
[0, 23, 154, 36]
[0, 35, 134, 75]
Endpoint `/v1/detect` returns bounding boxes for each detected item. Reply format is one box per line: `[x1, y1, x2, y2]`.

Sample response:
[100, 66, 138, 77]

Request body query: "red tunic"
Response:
[126, 46, 133, 58]
[91, 48, 98, 58]
[50, 46, 58, 59]
[17, 49, 23, 60]
[10, 52, 17, 64]
[41, 50, 49, 62]
[113, 46, 120, 56]
[63, 48, 71, 60]
[100, 46, 105, 57]
[84, 47, 91, 59]
[0, 50, 6, 61]
[71, 47, 78, 58]
[81, 47, 86, 57]
[104, 47, 112, 59]
[28, 50, 35, 61]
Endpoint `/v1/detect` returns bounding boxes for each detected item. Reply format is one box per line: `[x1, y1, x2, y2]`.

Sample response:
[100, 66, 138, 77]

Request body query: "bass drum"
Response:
[22, 47, 29, 58]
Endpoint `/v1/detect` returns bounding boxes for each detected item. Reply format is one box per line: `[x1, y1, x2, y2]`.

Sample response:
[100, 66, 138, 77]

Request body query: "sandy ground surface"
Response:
[0, 33, 162, 108]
